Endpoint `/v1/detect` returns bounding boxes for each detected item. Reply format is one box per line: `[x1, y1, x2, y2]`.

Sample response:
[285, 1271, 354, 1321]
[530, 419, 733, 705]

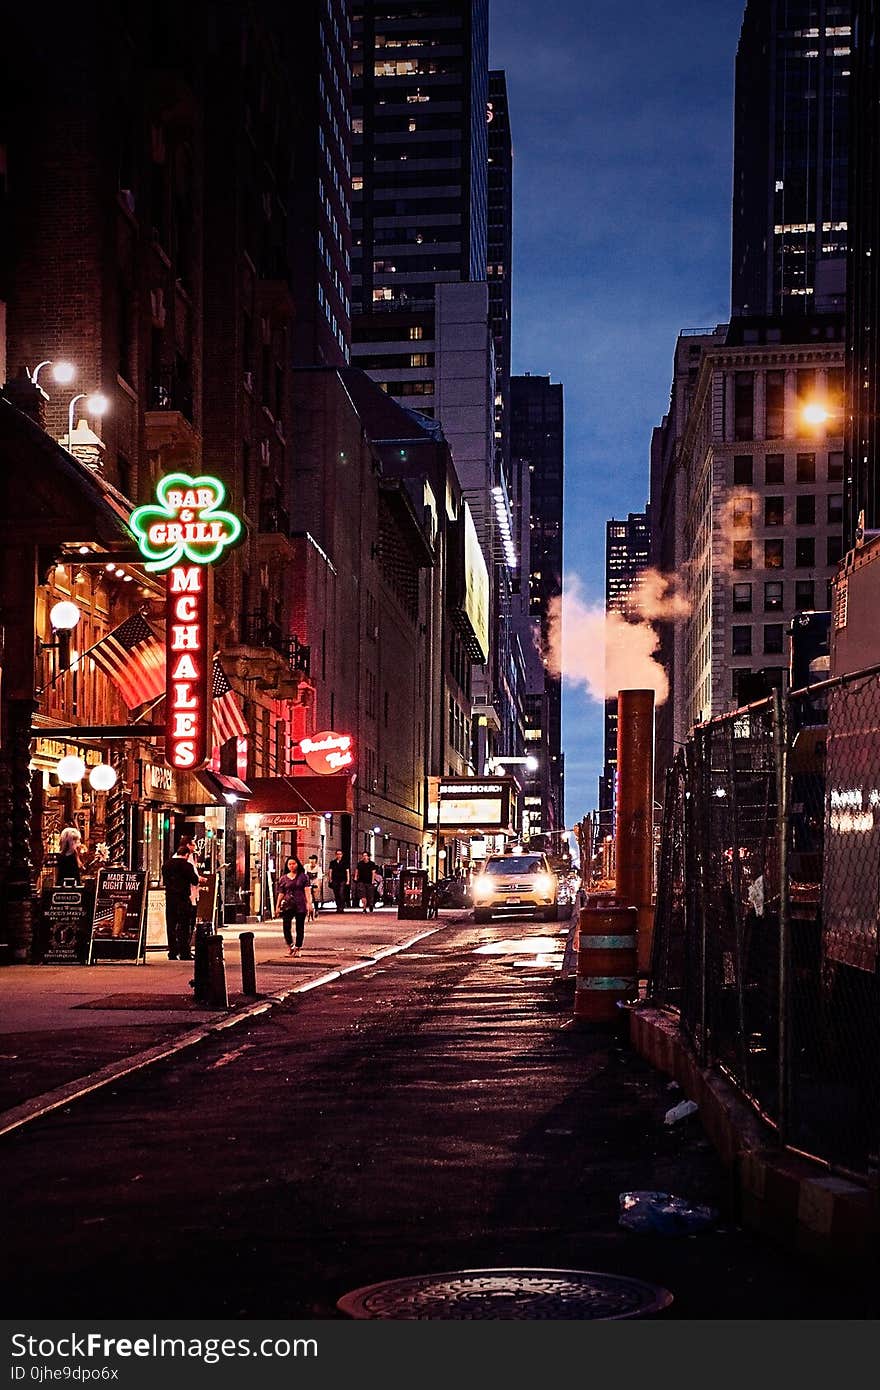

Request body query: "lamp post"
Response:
[66, 391, 109, 449]
[43, 598, 82, 674]
[29, 360, 76, 390]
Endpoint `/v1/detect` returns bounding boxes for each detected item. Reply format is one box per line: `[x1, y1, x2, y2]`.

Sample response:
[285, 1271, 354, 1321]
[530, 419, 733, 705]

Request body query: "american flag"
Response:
[212, 660, 249, 746]
[88, 613, 165, 709]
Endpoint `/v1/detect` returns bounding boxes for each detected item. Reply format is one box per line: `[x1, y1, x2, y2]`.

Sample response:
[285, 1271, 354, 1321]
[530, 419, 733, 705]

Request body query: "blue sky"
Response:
[490, 0, 746, 825]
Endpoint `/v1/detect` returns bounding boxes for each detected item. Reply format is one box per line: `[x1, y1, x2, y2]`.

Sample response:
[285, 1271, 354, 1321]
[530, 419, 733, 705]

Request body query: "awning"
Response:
[245, 775, 354, 817]
[195, 771, 253, 802]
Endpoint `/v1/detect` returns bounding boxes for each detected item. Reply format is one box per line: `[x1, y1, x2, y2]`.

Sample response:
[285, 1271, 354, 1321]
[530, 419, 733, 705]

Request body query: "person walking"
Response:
[275, 855, 309, 955]
[355, 851, 379, 913]
[162, 842, 201, 960]
[328, 850, 349, 913]
[305, 853, 321, 921]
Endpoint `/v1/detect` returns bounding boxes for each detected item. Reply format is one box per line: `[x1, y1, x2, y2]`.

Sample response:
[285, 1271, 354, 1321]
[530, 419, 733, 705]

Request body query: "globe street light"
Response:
[67, 391, 109, 446]
[29, 360, 76, 389]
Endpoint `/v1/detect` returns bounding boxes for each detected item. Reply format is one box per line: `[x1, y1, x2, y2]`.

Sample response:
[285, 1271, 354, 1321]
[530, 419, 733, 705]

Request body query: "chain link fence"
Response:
[651, 672, 880, 1180]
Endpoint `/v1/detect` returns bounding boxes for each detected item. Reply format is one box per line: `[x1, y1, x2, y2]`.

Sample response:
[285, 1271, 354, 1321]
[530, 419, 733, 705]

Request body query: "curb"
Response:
[0, 926, 440, 1141]
[628, 1005, 879, 1263]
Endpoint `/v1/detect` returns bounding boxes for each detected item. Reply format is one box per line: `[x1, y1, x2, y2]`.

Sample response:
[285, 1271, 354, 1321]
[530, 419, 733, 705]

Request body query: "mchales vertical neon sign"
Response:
[130, 474, 243, 772]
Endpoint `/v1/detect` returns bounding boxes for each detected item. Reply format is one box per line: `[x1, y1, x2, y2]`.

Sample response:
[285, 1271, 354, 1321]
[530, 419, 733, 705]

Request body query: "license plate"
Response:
[506, 896, 521, 904]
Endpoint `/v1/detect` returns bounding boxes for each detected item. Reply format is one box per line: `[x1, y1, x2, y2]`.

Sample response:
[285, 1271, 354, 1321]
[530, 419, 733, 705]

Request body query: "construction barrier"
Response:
[574, 902, 638, 1027]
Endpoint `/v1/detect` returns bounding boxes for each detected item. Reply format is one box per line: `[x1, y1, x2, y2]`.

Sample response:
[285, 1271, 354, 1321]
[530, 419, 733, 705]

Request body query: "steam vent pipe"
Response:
[615, 689, 655, 972]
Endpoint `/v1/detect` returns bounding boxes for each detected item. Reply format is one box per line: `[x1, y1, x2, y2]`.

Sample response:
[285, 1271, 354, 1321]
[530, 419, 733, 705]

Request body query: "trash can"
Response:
[397, 868, 429, 919]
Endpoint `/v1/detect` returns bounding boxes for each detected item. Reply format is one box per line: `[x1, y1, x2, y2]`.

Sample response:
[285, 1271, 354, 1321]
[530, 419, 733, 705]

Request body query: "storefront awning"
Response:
[195, 771, 253, 802]
[245, 775, 354, 816]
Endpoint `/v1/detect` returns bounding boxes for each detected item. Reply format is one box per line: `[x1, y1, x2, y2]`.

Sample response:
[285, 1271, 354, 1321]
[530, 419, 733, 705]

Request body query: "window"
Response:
[765, 539, 784, 568]
[765, 496, 784, 526]
[796, 495, 815, 525]
[732, 583, 752, 612]
[827, 535, 843, 565]
[765, 454, 785, 484]
[827, 493, 843, 524]
[764, 624, 784, 654]
[732, 626, 752, 656]
[733, 455, 753, 484]
[765, 370, 785, 438]
[733, 499, 752, 528]
[733, 540, 752, 569]
[734, 372, 754, 441]
[797, 452, 816, 482]
[795, 580, 815, 610]
[765, 581, 784, 611]
[828, 451, 844, 481]
[796, 537, 815, 567]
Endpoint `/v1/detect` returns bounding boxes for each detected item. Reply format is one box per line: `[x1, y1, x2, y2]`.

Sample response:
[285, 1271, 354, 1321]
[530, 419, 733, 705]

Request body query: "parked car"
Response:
[471, 852, 558, 923]
[433, 875, 470, 908]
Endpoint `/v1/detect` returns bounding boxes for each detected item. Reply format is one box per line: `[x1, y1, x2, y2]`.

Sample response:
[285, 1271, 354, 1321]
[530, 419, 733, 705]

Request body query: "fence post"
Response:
[774, 689, 791, 1145]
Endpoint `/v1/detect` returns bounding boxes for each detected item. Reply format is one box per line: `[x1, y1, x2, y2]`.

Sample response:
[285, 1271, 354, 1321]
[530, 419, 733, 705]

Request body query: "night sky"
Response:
[490, 0, 746, 827]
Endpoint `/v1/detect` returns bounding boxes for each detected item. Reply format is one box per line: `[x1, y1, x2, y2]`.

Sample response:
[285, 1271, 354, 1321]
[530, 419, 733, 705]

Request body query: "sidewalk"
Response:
[0, 904, 450, 1130]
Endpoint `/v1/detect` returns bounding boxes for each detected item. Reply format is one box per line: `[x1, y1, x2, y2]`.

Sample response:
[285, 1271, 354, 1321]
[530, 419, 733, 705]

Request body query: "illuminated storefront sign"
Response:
[130, 474, 242, 572]
[131, 473, 243, 773]
[434, 777, 514, 832]
[300, 731, 355, 775]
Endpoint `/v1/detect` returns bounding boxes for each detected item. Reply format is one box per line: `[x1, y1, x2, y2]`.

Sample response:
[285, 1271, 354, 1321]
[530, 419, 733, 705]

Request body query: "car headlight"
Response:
[472, 875, 493, 902]
[535, 873, 554, 896]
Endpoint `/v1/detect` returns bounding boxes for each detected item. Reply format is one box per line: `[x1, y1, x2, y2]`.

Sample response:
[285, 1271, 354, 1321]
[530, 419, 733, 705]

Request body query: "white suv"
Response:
[471, 852, 558, 923]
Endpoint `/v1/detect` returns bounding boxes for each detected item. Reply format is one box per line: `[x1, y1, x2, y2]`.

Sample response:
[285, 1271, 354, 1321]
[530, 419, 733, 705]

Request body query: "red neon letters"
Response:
[165, 566, 212, 770]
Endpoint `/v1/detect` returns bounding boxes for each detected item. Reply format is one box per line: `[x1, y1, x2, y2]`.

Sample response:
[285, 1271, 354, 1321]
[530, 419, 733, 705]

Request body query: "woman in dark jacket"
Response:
[275, 856, 310, 955]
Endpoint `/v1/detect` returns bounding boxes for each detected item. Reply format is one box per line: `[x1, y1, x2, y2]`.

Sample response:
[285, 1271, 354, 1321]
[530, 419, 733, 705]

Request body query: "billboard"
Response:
[436, 778, 514, 832]
[448, 504, 490, 664]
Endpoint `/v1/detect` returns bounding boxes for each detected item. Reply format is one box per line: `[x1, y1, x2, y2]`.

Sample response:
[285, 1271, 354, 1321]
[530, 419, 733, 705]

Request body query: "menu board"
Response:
[87, 869, 148, 964]
[145, 888, 167, 951]
[40, 885, 92, 964]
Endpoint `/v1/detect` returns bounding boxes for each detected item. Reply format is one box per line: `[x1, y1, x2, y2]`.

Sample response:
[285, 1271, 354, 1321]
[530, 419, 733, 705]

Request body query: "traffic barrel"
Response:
[573, 902, 638, 1027]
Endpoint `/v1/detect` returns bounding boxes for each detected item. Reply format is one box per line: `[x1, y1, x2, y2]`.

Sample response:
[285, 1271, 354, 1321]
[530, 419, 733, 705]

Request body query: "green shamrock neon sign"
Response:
[130, 473, 243, 571]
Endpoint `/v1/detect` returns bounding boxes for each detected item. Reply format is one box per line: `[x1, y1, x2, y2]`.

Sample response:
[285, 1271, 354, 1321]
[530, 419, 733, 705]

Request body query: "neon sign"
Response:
[129, 474, 244, 774]
[300, 731, 355, 776]
[130, 473, 242, 572]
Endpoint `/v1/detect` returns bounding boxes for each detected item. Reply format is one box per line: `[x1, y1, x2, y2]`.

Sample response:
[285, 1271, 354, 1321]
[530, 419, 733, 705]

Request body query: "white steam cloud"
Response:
[544, 574, 669, 705]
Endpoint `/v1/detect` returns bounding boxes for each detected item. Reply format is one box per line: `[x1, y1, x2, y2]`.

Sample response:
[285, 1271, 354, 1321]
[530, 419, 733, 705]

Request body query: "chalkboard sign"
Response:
[40, 885, 92, 964]
[87, 868, 148, 964]
[145, 888, 167, 951]
[195, 871, 219, 929]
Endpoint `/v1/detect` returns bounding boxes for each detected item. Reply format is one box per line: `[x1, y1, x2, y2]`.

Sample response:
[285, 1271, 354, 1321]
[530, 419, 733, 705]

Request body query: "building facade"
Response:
[510, 373, 564, 837]
[597, 512, 649, 838]
[844, 0, 880, 542]
[732, 0, 853, 318]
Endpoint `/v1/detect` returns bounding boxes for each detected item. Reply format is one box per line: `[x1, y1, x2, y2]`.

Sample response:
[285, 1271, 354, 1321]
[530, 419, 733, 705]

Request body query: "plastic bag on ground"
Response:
[618, 1191, 718, 1235]
[664, 1098, 699, 1125]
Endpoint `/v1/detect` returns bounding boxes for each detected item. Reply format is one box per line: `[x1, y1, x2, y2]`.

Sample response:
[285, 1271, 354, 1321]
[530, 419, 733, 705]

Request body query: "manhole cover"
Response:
[337, 1267, 673, 1320]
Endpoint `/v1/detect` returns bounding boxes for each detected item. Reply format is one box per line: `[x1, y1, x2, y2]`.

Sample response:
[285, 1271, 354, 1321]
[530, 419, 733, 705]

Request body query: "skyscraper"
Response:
[732, 0, 853, 318]
[510, 374, 564, 834]
[488, 70, 513, 492]
[598, 513, 649, 838]
[350, 0, 489, 413]
[844, 0, 880, 541]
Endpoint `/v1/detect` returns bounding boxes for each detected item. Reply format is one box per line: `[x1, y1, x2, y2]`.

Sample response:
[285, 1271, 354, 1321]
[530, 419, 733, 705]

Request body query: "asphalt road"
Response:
[1, 914, 875, 1320]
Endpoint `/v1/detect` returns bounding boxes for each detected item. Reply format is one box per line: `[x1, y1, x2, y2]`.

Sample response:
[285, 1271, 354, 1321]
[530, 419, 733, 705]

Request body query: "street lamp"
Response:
[29, 360, 76, 389]
[67, 391, 109, 446]
[43, 598, 82, 672]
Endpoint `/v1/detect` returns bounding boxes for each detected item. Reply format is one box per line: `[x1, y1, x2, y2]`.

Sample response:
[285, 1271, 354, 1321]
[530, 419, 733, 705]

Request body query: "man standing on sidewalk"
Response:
[354, 852, 379, 913]
[162, 843, 201, 960]
[329, 850, 349, 913]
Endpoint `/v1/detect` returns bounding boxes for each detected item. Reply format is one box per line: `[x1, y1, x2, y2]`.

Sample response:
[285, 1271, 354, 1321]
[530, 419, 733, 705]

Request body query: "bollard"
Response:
[207, 934, 229, 1010]
[573, 902, 638, 1029]
[239, 930, 257, 997]
[192, 923, 212, 1003]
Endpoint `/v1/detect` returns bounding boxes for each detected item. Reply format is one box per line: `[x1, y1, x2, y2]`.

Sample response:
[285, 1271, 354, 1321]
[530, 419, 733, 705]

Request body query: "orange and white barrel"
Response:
[573, 903, 638, 1027]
